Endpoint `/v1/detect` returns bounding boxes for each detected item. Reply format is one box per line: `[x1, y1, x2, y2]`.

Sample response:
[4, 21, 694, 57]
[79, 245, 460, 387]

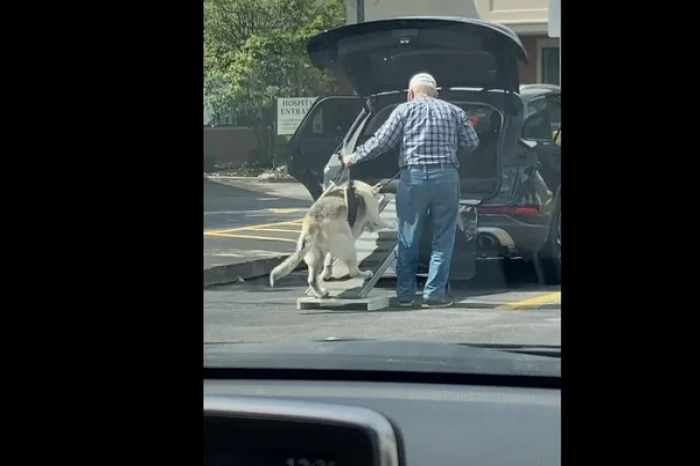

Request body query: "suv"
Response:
[288, 17, 560, 283]
[518, 84, 561, 283]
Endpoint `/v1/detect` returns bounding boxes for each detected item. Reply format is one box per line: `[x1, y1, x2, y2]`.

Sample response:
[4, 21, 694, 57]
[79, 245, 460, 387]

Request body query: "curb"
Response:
[439, 302, 560, 310]
[204, 255, 288, 288]
[204, 175, 298, 184]
[529, 303, 561, 310]
[349, 301, 559, 311]
[496, 302, 561, 311]
[204, 254, 309, 288]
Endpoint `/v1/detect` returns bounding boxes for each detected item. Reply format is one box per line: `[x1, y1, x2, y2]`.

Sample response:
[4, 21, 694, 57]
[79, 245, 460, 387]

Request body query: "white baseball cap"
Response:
[409, 73, 437, 89]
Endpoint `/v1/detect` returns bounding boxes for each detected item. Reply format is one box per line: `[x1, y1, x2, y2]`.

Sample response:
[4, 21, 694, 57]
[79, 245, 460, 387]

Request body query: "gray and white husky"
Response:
[269, 180, 397, 298]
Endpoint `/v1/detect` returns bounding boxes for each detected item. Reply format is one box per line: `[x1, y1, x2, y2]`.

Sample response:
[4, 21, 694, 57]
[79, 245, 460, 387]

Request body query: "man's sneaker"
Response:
[423, 297, 454, 308]
[397, 299, 416, 308]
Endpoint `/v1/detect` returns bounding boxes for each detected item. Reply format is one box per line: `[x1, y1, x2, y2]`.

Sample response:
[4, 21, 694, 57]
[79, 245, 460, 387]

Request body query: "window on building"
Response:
[541, 47, 560, 85]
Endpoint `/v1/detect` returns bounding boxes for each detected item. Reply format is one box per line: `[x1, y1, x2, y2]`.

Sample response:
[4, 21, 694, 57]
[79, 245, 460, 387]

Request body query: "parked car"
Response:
[517, 84, 561, 283]
[287, 17, 560, 283]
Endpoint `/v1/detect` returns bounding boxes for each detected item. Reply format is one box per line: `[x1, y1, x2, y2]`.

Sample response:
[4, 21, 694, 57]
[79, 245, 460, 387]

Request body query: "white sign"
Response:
[277, 97, 318, 135]
[548, 0, 560, 38]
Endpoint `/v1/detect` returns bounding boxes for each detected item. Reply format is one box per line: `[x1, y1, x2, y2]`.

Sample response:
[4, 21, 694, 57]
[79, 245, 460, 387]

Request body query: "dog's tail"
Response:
[269, 222, 318, 287]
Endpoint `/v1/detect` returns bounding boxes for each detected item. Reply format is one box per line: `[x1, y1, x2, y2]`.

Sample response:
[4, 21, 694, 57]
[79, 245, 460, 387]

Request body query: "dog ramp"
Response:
[297, 196, 398, 311]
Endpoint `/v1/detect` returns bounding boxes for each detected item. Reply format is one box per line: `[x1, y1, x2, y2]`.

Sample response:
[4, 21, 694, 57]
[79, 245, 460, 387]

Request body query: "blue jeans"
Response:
[396, 166, 460, 301]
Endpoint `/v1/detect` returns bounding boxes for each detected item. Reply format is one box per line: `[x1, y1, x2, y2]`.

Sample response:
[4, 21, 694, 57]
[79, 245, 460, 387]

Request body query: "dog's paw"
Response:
[313, 288, 330, 298]
[269, 275, 275, 287]
[360, 270, 374, 280]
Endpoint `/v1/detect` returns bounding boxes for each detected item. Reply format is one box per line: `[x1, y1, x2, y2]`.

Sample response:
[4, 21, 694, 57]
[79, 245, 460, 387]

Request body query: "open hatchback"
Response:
[288, 16, 529, 200]
[287, 17, 537, 280]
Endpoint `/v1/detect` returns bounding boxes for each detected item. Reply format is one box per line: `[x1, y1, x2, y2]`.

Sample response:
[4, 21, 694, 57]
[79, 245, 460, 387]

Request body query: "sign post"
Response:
[548, 0, 560, 85]
[548, 0, 560, 38]
[357, 0, 364, 23]
[276, 97, 318, 136]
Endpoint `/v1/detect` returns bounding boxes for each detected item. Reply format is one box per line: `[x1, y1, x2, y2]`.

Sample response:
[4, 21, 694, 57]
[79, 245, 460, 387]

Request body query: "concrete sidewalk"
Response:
[204, 253, 291, 288]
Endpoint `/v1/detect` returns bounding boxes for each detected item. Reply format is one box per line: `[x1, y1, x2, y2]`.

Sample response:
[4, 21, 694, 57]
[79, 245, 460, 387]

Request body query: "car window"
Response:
[303, 99, 359, 138]
[523, 96, 560, 140]
[545, 97, 561, 131]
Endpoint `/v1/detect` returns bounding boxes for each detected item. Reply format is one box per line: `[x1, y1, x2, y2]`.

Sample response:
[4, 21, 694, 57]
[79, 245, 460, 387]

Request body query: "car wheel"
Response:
[501, 258, 540, 285]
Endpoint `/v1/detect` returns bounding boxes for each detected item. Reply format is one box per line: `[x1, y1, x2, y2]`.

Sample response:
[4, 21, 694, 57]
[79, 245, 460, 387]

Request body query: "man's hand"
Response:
[342, 154, 355, 166]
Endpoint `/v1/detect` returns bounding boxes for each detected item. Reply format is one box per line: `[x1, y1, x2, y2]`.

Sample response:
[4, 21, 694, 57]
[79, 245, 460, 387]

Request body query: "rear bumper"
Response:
[412, 209, 551, 263]
[415, 222, 542, 279]
[476, 227, 517, 256]
[473, 214, 550, 259]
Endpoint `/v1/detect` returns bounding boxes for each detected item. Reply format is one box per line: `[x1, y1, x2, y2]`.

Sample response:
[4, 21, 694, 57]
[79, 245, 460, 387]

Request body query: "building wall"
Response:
[520, 35, 561, 85]
[346, 0, 480, 23]
[348, 0, 550, 34]
[204, 127, 259, 169]
[473, 0, 551, 35]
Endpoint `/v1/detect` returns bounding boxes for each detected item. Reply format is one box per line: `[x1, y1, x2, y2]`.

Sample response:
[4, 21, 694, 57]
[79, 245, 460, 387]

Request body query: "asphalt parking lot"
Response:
[204, 178, 312, 268]
[203, 178, 560, 346]
[205, 264, 560, 345]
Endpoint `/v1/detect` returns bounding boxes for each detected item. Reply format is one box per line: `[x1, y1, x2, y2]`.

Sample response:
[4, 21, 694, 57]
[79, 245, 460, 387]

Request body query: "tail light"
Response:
[477, 205, 541, 216]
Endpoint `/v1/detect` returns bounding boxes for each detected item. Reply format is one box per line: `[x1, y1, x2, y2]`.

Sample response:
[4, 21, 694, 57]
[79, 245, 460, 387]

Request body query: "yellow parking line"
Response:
[249, 228, 301, 233]
[204, 231, 238, 237]
[499, 292, 561, 311]
[205, 219, 303, 234]
[206, 233, 298, 243]
[267, 208, 307, 214]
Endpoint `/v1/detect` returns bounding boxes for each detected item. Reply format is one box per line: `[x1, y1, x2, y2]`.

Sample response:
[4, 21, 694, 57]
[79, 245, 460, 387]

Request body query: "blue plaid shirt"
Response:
[351, 96, 479, 168]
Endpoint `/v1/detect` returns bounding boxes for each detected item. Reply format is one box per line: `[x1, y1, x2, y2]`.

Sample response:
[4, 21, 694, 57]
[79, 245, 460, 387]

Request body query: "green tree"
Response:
[204, 0, 346, 167]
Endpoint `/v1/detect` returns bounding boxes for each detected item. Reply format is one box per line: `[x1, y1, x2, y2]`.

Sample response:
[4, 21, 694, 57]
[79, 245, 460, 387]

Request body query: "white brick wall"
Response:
[348, 0, 551, 35]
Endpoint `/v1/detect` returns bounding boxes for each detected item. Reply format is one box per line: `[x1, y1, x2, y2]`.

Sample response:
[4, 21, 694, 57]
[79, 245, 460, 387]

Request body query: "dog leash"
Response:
[320, 152, 401, 201]
[314, 154, 351, 202]
[373, 170, 401, 192]
[344, 155, 359, 228]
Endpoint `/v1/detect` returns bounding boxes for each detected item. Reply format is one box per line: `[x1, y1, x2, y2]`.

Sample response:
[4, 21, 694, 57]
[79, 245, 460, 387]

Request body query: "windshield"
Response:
[204, 0, 561, 368]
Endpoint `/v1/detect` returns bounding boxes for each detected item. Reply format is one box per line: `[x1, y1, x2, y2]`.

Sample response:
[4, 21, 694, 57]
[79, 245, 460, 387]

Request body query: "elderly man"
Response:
[343, 73, 479, 308]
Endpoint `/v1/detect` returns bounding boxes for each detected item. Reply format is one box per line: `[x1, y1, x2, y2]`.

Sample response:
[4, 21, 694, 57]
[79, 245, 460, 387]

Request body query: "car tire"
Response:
[500, 258, 527, 285]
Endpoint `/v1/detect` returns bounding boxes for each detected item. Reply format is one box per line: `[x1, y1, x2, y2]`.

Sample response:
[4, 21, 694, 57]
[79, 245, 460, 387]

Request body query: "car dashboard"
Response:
[204, 378, 561, 466]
